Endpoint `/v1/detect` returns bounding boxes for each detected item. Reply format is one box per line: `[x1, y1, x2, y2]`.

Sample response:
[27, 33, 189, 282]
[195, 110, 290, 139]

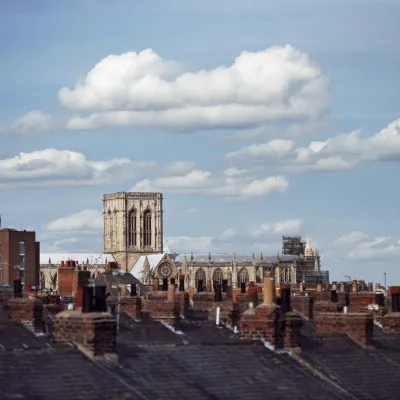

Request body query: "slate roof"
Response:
[3, 299, 400, 399]
[94, 271, 149, 297]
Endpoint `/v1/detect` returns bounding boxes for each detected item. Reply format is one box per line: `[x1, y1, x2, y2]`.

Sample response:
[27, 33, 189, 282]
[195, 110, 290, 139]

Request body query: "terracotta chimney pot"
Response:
[167, 283, 175, 302]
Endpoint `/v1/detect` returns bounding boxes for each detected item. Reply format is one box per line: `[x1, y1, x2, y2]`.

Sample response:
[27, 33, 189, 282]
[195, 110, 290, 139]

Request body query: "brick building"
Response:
[0, 228, 40, 287]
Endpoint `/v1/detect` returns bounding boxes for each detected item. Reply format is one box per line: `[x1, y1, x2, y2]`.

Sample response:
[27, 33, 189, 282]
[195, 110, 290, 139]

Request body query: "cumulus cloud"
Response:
[43, 209, 103, 232]
[9, 110, 56, 135]
[57, 45, 330, 132]
[131, 166, 289, 199]
[0, 148, 152, 188]
[226, 118, 400, 172]
[252, 219, 303, 236]
[333, 230, 400, 260]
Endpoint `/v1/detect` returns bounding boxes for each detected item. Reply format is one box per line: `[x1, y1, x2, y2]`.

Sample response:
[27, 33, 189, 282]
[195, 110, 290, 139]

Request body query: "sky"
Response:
[1, 0, 399, 284]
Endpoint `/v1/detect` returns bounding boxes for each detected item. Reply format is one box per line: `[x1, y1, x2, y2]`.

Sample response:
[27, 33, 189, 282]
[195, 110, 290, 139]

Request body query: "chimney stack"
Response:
[167, 283, 175, 302]
[281, 285, 291, 313]
[227, 275, 232, 299]
[82, 286, 94, 313]
[120, 284, 128, 297]
[214, 283, 222, 302]
[179, 275, 185, 292]
[352, 281, 358, 293]
[375, 292, 385, 306]
[13, 279, 22, 298]
[130, 284, 137, 296]
[263, 273, 275, 305]
[392, 293, 400, 313]
[162, 278, 168, 291]
[94, 286, 107, 312]
[247, 281, 258, 307]
[344, 292, 350, 313]
[317, 282, 322, 292]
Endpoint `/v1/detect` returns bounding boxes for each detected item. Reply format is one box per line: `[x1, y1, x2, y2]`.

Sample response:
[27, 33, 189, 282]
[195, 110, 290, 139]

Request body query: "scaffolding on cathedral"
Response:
[282, 236, 306, 256]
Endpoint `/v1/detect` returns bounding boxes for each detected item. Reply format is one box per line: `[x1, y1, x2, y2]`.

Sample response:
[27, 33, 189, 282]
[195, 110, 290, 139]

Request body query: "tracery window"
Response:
[213, 268, 223, 284]
[238, 268, 249, 284]
[143, 210, 152, 246]
[128, 209, 137, 246]
[195, 268, 206, 289]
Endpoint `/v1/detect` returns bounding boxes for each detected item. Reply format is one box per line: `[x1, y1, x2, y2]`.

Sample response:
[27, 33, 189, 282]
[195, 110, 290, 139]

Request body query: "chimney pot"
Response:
[375, 292, 385, 307]
[263, 273, 275, 305]
[391, 293, 400, 313]
[131, 284, 137, 296]
[330, 290, 338, 303]
[167, 283, 175, 302]
[120, 284, 128, 297]
[179, 276, 185, 292]
[82, 286, 94, 313]
[60, 261, 65, 268]
[281, 285, 291, 312]
[94, 286, 107, 312]
[162, 278, 168, 291]
[214, 283, 222, 302]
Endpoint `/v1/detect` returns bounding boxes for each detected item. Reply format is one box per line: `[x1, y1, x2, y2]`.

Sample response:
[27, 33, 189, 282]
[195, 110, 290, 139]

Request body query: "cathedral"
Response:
[103, 191, 329, 290]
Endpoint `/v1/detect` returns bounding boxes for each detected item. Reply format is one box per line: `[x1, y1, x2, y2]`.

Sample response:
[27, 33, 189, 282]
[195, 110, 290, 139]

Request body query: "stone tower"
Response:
[103, 192, 163, 271]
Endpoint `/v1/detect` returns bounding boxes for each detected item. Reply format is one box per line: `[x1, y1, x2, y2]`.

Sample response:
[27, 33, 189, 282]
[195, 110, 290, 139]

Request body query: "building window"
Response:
[19, 241, 25, 255]
[128, 210, 137, 246]
[19, 255, 25, 270]
[143, 210, 152, 247]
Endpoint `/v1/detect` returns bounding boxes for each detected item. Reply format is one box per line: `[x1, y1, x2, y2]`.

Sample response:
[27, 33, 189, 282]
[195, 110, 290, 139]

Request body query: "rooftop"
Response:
[2, 295, 400, 399]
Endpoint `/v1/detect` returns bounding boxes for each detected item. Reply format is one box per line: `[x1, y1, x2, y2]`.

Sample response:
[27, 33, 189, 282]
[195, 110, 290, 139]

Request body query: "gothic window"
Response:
[213, 268, 223, 284]
[128, 209, 137, 246]
[238, 268, 249, 284]
[195, 268, 206, 287]
[52, 273, 57, 289]
[143, 210, 152, 247]
[109, 211, 114, 247]
[159, 263, 173, 278]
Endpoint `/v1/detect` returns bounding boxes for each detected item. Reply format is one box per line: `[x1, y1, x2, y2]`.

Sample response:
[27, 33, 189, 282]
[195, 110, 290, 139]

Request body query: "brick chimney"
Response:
[239, 273, 283, 349]
[382, 293, 400, 333]
[58, 261, 74, 297]
[7, 295, 43, 332]
[315, 312, 374, 347]
[72, 268, 90, 308]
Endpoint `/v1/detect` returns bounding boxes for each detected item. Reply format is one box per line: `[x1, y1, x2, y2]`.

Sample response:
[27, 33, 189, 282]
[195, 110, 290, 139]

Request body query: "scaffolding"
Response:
[282, 236, 305, 256]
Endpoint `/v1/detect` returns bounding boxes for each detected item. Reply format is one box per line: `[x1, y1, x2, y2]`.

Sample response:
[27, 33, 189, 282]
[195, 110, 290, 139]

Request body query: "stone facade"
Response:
[138, 251, 328, 292]
[103, 192, 163, 271]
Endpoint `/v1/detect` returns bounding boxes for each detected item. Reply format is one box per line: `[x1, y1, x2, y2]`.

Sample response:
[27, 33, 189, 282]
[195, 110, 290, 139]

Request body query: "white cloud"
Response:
[333, 230, 400, 260]
[131, 167, 289, 199]
[58, 45, 330, 131]
[9, 110, 56, 135]
[226, 118, 400, 172]
[0, 148, 150, 188]
[166, 236, 214, 253]
[43, 209, 102, 232]
[252, 219, 303, 236]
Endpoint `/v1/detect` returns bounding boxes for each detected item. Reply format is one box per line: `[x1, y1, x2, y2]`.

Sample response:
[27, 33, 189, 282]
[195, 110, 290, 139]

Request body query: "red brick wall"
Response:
[58, 267, 74, 296]
[7, 297, 43, 331]
[315, 312, 373, 346]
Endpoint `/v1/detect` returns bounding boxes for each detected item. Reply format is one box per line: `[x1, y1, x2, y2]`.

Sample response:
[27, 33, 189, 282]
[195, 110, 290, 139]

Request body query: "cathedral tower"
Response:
[103, 192, 163, 271]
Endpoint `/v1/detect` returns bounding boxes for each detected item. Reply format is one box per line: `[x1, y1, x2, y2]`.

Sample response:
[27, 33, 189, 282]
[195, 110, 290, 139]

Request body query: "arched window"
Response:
[143, 210, 152, 246]
[213, 268, 223, 284]
[128, 209, 137, 246]
[195, 268, 206, 290]
[238, 268, 249, 284]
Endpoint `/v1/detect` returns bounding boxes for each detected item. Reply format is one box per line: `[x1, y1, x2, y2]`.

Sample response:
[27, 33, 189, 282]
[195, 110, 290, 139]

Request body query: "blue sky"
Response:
[1, 0, 399, 284]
